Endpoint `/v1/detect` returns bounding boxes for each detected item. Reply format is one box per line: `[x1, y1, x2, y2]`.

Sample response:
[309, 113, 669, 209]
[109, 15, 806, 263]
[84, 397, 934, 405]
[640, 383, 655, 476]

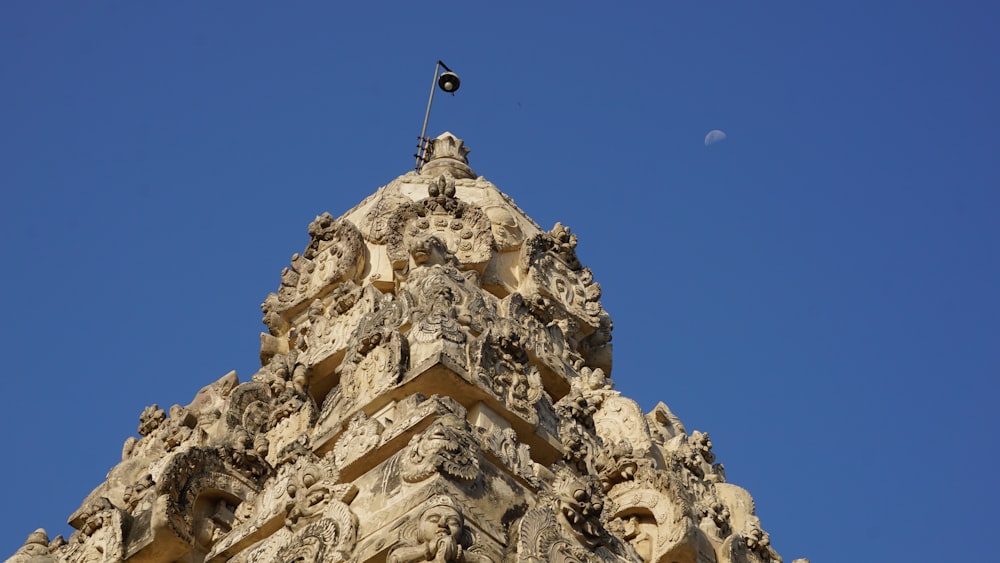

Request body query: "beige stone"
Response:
[6, 132, 795, 563]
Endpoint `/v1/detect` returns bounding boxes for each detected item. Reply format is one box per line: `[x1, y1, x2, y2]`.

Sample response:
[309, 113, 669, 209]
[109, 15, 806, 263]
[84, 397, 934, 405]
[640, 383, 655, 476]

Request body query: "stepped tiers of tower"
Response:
[7, 133, 802, 563]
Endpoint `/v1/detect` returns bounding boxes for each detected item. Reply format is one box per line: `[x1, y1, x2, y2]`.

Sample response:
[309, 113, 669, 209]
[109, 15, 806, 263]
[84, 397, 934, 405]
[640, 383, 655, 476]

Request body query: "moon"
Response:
[704, 129, 727, 146]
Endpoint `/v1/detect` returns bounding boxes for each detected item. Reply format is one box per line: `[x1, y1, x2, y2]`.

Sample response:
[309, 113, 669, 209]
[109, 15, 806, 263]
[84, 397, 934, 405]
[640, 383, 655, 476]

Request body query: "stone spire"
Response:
[6, 134, 790, 563]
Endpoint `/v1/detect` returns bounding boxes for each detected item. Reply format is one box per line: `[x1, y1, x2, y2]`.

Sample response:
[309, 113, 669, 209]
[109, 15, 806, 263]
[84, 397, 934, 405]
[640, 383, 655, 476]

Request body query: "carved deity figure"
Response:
[387, 496, 485, 563]
[338, 328, 406, 408]
[411, 283, 467, 346]
[475, 321, 542, 419]
[355, 332, 391, 377]
[619, 515, 655, 562]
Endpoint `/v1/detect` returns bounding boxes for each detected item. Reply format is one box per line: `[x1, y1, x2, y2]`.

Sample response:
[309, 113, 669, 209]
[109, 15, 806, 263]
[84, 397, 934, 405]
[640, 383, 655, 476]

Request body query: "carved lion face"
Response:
[400, 415, 480, 483]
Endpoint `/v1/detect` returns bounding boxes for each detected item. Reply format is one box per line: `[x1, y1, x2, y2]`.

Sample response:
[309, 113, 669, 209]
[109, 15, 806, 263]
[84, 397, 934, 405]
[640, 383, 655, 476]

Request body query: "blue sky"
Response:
[1, 2, 997, 560]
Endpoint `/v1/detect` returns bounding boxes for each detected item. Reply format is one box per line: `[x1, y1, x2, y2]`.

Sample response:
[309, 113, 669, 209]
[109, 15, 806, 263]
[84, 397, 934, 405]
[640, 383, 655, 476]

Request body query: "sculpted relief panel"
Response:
[399, 414, 481, 484]
[386, 496, 491, 563]
[6, 134, 791, 563]
[265, 213, 367, 320]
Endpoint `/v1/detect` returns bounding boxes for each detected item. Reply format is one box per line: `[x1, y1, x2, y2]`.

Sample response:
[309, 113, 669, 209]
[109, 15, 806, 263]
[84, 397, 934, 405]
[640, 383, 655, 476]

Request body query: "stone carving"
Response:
[60, 498, 126, 563]
[588, 386, 654, 490]
[548, 466, 610, 548]
[6, 529, 55, 563]
[381, 176, 495, 274]
[405, 265, 491, 373]
[263, 213, 366, 318]
[484, 205, 523, 251]
[477, 425, 536, 486]
[555, 384, 603, 475]
[473, 320, 543, 420]
[226, 381, 276, 437]
[646, 402, 687, 445]
[512, 499, 640, 563]
[513, 506, 596, 563]
[157, 446, 271, 548]
[544, 222, 582, 270]
[362, 188, 415, 247]
[607, 479, 713, 563]
[275, 519, 343, 562]
[338, 327, 408, 408]
[294, 281, 366, 356]
[519, 225, 608, 337]
[400, 414, 481, 483]
[121, 474, 155, 512]
[7, 133, 794, 563]
[720, 525, 783, 563]
[386, 495, 486, 563]
[126, 402, 201, 460]
[380, 394, 467, 446]
[333, 411, 385, 467]
[501, 292, 583, 386]
[187, 370, 240, 428]
[680, 431, 723, 483]
[231, 352, 319, 460]
[419, 133, 475, 179]
[137, 405, 165, 437]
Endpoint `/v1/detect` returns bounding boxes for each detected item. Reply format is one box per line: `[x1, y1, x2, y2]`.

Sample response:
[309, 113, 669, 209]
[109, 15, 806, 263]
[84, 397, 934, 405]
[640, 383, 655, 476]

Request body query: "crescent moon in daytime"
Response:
[704, 129, 728, 146]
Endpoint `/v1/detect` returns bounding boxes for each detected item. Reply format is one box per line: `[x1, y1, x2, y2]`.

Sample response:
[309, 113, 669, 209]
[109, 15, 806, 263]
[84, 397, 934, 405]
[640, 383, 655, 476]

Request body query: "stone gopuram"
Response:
[7, 133, 792, 563]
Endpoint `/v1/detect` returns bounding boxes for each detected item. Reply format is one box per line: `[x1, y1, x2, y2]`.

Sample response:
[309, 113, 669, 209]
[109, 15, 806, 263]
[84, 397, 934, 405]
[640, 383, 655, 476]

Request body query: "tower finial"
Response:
[420, 132, 475, 179]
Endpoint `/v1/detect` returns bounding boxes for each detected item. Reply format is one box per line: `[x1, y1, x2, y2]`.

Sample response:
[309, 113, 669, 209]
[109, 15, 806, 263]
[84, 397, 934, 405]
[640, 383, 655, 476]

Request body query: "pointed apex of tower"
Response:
[420, 131, 475, 179]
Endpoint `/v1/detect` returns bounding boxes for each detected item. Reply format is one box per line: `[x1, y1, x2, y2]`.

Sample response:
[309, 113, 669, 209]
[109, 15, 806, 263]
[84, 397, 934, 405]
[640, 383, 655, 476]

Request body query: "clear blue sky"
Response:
[2, 2, 997, 561]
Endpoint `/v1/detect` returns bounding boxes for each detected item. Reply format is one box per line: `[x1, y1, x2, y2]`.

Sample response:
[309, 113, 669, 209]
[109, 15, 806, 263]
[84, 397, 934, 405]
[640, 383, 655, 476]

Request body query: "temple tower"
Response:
[7, 133, 787, 563]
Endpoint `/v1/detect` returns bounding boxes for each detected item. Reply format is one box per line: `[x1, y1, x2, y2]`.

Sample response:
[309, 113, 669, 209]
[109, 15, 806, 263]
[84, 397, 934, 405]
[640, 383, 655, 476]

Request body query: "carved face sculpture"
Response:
[286, 466, 334, 526]
[485, 206, 522, 249]
[417, 417, 458, 455]
[552, 473, 605, 546]
[387, 496, 468, 563]
[430, 284, 457, 313]
[417, 504, 463, 545]
[400, 414, 480, 482]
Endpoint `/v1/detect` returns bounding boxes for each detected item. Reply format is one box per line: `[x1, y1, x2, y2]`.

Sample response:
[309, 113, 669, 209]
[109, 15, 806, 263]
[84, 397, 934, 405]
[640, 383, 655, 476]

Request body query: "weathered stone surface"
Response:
[5, 132, 792, 563]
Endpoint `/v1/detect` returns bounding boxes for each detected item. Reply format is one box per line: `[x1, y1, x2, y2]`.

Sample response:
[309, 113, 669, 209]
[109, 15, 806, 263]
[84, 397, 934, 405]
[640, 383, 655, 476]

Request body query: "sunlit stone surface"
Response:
[6, 133, 794, 563]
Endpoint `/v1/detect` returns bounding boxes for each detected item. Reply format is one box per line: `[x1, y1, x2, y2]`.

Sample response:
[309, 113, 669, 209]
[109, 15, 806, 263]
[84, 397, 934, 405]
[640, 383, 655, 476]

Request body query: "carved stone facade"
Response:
[6, 133, 798, 563]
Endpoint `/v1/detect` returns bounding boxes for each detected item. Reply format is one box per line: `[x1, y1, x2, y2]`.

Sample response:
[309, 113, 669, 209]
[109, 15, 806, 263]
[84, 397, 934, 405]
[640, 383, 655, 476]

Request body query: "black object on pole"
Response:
[414, 61, 461, 171]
